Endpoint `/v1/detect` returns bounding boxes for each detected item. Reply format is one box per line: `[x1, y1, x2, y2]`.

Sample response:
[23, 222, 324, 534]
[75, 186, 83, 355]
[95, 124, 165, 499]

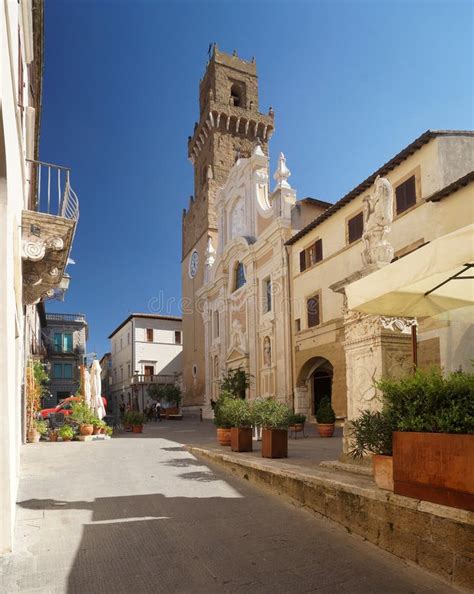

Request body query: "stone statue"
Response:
[229, 319, 247, 353]
[230, 199, 245, 238]
[263, 336, 271, 366]
[362, 176, 394, 268]
[205, 236, 216, 268]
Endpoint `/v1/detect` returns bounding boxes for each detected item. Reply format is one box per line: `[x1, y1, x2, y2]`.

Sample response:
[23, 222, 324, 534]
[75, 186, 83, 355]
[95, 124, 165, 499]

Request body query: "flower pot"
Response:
[132, 424, 143, 434]
[217, 428, 231, 446]
[317, 423, 335, 438]
[49, 432, 58, 442]
[393, 431, 474, 511]
[262, 429, 288, 458]
[62, 436, 72, 442]
[373, 454, 393, 491]
[27, 429, 40, 443]
[93, 427, 101, 435]
[124, 423, 132, 432]
[231, 427, 252, 452]
[80, 424, 94, 436]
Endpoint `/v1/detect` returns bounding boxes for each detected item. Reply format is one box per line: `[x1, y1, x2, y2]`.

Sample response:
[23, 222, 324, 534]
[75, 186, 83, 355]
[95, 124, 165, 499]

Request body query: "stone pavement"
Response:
[0, 418, 462, 593]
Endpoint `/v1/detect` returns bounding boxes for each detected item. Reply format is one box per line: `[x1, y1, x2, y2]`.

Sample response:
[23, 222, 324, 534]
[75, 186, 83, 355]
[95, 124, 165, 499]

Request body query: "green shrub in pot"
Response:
[252, 398, 292, 430]
[213, 391, 234, 429]
[315, 397, 335, 424]
[223, 398, 252, 428]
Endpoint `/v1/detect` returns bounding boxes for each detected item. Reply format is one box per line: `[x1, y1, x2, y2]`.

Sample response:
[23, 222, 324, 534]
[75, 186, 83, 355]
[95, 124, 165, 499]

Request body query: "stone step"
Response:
[318, 459, 373, 477]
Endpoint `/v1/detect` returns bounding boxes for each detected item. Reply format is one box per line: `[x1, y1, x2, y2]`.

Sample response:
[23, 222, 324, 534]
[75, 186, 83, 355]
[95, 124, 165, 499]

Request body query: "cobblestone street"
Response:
[0, 420, 459, 593]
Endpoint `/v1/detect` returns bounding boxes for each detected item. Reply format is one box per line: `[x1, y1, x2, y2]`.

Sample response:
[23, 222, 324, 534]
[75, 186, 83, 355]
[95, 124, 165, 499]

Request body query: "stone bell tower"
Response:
[182, 45, 275, 409]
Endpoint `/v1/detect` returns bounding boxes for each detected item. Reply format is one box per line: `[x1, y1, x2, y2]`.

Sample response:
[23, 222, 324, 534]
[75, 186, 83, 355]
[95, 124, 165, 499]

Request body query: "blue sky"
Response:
[40, 0, 473, 357]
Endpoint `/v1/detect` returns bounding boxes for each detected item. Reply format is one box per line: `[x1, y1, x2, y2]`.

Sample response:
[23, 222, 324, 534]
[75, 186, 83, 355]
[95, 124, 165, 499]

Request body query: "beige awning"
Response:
[346, 224, 474, 319]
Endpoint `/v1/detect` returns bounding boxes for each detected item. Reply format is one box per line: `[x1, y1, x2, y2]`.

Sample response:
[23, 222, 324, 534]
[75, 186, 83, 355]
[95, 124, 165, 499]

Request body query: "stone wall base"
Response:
[188, 446, 474, 590]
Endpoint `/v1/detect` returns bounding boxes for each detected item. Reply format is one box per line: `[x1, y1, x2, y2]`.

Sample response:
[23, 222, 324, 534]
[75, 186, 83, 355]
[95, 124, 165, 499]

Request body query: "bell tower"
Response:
[181, 45, 275, 408]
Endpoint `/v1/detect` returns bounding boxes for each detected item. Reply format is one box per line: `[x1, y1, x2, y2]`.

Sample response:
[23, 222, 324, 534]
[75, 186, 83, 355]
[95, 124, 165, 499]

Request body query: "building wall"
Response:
[110, 315, 182, 409]
[289, 134, 474, 420]
[0, 0, 41, 553]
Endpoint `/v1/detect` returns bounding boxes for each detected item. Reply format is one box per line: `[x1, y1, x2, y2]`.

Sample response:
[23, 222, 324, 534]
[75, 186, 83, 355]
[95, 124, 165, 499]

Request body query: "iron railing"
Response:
[27, 159, 79, 222]
[130, 374, 177, 385]
[45, 313, 86, 323]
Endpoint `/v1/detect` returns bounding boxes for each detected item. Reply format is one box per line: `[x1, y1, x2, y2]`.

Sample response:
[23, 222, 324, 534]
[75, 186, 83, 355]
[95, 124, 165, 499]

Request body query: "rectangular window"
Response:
[63, 334, 73, 352]
[348, 212, 363, 244]
[396, 175, 416, 214]
[314, 238, 323, 263]
[63, 364, 73, 379]
[213, 311, 220, 338]
[144, 365, 154, 376]
[53, 363, 62, 379]
[295, 319, 301, 332]
[146, 328, 153, 342]
[299, 250, 306, 272]
[307, 295, 320, 328]
[127, 363, 131, 377]
[120, 337, 123, 350]
[263, 277, 272, 313]
[127, 332, 130, 344]
[175, 331, 182, 344]
[54, 333, 62, 352]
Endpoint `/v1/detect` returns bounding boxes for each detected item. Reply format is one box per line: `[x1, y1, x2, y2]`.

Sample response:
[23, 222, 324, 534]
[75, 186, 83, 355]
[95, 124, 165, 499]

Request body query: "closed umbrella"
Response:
[90, 359, 106, 419]
[83, 367, 91, 409]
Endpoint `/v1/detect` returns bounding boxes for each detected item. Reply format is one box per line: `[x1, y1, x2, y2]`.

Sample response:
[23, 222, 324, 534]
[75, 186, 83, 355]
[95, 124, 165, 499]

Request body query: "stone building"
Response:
[108, 313, 182, 411]
[99, 352, 112, 401]
[43, 313, 88, 405]
[286, 130, 474, 430]
[181, 45, 275, 408]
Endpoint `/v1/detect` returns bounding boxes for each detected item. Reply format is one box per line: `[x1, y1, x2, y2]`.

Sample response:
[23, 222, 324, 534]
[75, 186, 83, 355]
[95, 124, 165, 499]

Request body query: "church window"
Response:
[263, 277, 272, 313]
[307, 295, 320, 328]
[213, 311, 220, 338]
[347, 212, 363, 244]
[234, 262, 246, 291]
[395, 175, 416, 214]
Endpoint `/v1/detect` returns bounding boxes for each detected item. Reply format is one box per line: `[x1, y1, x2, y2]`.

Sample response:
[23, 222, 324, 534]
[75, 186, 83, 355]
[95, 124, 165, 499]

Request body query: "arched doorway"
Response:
[312, 363, 333, 415]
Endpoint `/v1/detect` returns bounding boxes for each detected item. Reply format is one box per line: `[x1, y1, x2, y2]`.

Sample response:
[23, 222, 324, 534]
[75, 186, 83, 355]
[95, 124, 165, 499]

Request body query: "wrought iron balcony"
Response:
[22, 160, 80, 304]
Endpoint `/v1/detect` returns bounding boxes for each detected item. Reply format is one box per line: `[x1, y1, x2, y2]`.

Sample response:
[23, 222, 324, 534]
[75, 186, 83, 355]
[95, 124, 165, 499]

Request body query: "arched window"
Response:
[234, 262, 246, 291]
[230, 84, 243, 107]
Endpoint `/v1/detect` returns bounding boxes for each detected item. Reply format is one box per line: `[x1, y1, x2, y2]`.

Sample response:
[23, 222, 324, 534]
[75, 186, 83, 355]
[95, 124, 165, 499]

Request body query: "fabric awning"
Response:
[345, 224, 474, 319]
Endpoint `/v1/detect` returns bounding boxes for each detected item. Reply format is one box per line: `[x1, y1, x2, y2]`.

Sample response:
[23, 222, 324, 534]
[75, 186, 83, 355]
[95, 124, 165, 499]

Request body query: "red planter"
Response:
[317, 423, 335, 438]
[217, 428, 231, 446]
[80, 424, 94, 436]
[132, 425, 143, 434]
[231, 427, 252, 452]
[393, 432, 474, 511]
[262, 429, 288, 458]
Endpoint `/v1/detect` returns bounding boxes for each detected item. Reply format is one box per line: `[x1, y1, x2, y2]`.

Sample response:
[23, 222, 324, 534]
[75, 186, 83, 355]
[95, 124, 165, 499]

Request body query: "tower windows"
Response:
[230, 81, 246, 108]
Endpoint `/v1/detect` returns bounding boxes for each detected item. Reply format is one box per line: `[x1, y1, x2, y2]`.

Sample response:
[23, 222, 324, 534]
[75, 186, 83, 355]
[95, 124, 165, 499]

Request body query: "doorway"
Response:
[311, 360, 333, 415]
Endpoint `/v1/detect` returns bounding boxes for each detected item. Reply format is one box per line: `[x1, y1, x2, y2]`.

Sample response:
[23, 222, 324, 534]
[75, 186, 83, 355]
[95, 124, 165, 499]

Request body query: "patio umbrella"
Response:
[345, 224, 474, 320]
[90, 359, 106, 419]
[83, 367, 91, 409]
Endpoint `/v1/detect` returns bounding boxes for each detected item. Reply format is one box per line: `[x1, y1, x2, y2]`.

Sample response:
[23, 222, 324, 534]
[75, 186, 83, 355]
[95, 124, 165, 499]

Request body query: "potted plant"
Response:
[49, 430, 58, 442]
[289, 413, 306, 437]
[253, 398, 292, 458]
[213, 391, 234, 445]
[224, 398, 253, 452]
[315, 397, 335, 437]
[59, 425, 74, 442]
[71, 401, 94, 436]
[378, 368, 474, 510]
[349, 410, 394, 490]
[105, 425, 113, 437]
[219, 367, 252, 399]
[124, 411, 145, 433]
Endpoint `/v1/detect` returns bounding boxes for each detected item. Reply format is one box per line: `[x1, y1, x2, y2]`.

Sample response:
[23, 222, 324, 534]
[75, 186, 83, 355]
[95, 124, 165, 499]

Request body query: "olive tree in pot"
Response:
[71, 401, 95, 436]
[219, 367, 251, 399]
[349, 410, 394, 491]
[315, 397, 336, 437]
[223, 398, 253, 452]
[124, 411, 145, 433]
[253, 398, 292, 458]
[213, 391, 234, 446]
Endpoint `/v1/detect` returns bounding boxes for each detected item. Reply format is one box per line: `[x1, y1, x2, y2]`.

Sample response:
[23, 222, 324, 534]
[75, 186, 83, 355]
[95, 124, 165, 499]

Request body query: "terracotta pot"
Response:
[80, 424, 94, 436]
[49, 432, 58, 442]
[231, 427, 252, 452]
[393, 432, 474, 511]
[93, 427, 101, 435]
[262, 429, 288, 458]
[373, 454, 393, 491]
[217, 428, 231, 446]
[317, 423, 335, 438]
[132, 424, 143, 434]
[27, 429, 40, 443]
[124, 423, 132, 432]
[62, 436, 72, 442]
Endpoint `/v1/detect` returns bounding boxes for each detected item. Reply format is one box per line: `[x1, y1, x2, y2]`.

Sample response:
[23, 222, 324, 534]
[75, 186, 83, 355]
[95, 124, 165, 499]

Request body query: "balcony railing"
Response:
[130, 374, 177, 386]
[46, 313, 86, 323]
[27, 159, 79, 222]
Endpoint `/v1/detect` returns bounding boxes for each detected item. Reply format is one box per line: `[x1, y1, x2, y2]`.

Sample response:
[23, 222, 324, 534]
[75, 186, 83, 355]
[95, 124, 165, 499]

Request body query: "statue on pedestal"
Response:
[362, 176, 394, 268]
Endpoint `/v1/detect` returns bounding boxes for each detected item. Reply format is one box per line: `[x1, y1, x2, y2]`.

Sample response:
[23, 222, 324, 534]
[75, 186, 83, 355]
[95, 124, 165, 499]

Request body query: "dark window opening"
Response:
[234, 262, 246, 291]
[174, 331, 182, 344]
[348, 212, 363, 244]
[307, 295, 320, 328]
[230, 83, 243, 107]
[396, 175, 417, 214]
[146, 328, 153, 342]
[299, 250, 306, 272]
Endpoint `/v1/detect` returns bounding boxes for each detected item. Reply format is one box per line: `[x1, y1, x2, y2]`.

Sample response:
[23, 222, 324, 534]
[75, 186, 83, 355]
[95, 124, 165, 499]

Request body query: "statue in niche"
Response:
[263, 336, 271, 367]
[229, 319, 247, 353]
[362, 176, 394, 268]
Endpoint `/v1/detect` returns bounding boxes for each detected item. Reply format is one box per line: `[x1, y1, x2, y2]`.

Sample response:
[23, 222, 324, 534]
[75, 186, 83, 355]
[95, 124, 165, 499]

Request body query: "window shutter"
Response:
[396, 176, 416, 214]
[314, 239, 323, 263]
[348, 212, 363, 243]
[299, 250, 306, 272]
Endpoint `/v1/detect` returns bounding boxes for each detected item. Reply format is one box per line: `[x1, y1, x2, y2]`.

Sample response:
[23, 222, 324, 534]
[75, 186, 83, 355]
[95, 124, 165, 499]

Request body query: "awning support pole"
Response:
[411, 325, 418, 371]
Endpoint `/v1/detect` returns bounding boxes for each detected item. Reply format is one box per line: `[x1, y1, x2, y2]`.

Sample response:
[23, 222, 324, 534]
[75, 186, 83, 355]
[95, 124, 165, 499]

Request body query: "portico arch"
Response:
[297, 356, 334, 416]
